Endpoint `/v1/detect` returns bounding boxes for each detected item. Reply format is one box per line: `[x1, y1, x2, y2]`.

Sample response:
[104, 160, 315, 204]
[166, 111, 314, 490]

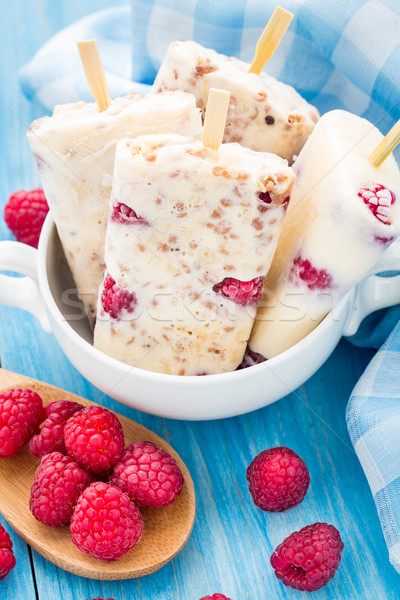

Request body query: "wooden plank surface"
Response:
[0, 1, 399, 599]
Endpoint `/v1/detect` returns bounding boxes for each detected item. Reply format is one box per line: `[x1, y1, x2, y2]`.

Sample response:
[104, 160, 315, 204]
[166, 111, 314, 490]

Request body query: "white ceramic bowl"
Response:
[1, 214, 400, 420]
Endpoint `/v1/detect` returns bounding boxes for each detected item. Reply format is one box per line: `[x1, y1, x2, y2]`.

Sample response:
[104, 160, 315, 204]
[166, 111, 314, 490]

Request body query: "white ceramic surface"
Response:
[0, 214, 400, 420]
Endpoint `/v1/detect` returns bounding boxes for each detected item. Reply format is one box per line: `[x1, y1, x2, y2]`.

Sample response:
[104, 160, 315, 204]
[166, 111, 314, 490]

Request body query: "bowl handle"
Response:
[344, 241, 400, 336]
[0, 241, 52, 333]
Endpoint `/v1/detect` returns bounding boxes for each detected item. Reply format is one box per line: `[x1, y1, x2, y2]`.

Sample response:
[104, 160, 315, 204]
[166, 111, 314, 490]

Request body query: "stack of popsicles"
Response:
[28, 9, 400, 375]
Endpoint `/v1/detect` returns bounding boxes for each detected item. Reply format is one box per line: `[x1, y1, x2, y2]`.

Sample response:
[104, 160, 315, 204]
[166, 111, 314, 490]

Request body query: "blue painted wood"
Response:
[0, 2, 399, 599]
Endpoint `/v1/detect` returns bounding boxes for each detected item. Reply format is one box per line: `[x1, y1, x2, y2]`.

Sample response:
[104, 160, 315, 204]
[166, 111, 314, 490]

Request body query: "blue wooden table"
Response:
[0, 2, 399, 599]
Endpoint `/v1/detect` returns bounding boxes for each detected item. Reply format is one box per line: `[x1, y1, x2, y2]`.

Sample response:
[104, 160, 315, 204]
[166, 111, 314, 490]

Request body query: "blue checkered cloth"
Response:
[347, 321, 400, 574]
[19, 0, 400, 573]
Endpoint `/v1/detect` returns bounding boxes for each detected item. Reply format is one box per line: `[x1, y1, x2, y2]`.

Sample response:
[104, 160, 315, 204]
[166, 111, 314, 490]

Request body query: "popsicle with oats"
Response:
[93, 133, 295, 375]
[27, 91, 202, 326]
[249, 110, 400, 359]
[153, 40, 319, 161]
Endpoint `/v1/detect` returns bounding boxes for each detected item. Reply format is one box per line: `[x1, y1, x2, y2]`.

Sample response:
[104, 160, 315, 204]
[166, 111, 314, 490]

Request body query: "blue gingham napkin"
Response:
[19, 0, 400, 573]
[347, 321, 400, 574]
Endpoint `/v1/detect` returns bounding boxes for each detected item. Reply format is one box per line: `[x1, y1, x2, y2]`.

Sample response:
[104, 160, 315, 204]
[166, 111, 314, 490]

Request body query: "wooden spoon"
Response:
[0, 368, 196, 580]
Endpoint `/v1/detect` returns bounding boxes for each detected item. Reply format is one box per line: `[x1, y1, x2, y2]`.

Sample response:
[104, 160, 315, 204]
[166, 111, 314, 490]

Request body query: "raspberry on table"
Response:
[246, 446, 310, 512]
[110, 440, 184, 508]
[71, 482, 143, 562]
[289, 257, 333, 291]
[270, 522, 344, 591]
[0, 388, 45, 457]
[30, 452, 93, 527]
[212, 277, 264, 306]
[358, 183, 396, 224]
[4, 188, 49, 248]
[199, 595, 232, 600]
[100, 274, 137, 319]
[29, 400, 83, 458]
[0, 521, 16, 581]
[64, 406, 124, 475]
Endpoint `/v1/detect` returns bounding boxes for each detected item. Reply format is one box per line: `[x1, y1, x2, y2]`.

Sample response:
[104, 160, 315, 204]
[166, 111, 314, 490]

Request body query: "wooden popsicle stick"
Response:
[369, 119, 400, 168]
[77, 39, 111, 111]
[202, 88, 231, 150]
[248, 6, 294, 75]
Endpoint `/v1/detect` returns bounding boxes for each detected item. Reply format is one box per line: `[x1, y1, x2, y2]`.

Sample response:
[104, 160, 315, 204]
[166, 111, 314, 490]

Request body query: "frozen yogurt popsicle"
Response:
[153, 40, 319, 161]
[93, 133, 295, 375]
[27, 91, 202, 326]
[249, 109, 400, 359]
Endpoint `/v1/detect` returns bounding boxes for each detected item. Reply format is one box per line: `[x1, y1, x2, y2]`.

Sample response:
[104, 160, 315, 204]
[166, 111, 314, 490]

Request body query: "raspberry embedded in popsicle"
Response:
[213, 277, 264, 306]
[358, 184, 396, 224]
[101, 274, 136, 319]
[289, 257, 333, 291]
[111, 200, 150, 226]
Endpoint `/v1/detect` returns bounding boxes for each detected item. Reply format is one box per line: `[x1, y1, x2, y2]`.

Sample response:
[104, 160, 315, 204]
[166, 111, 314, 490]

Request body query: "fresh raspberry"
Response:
[110, 440, 184, 507]
[29, 452, 93, 527]
[100, 274, 136, 319]
[71, 482, 143, 562]
[0, 388, 45, 457]
[270, 523, 344, 591]
[64, 406, 124, 475]
[4, 189, 49, 248]
[246, 446, 310, 512]
[213, 277, 264, 306]
[111, 199, 149, 226]
[29, 400, 83, 458]
[199, 595, 231, 600]
[289, 257, 333, 291]
[236, 347, 266, 369]
[0, 521, 16, 580]
[359, 184, 396, 224]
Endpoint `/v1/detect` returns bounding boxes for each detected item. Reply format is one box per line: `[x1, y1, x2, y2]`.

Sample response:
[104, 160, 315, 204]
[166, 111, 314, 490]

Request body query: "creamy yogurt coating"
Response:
[249, 109, 400, 359]
[153, 40, 319, 162]
[27, 91, 202, 326]
[94, 134, 295, 375]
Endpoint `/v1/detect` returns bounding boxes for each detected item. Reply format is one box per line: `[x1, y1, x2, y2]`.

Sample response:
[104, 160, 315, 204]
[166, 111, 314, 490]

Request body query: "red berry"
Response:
[29, 400, 83, 458]
[0, 388, 45, 457]
[358, 183, 396, 224]
[86, 598, 115, 600]
[110, 440, 184, 507]
[111, 199, 149, 226]
[213, 277, 264, 306]
[199, 595, 232, 600]
[30, 452, 93, 527]
[236, 347, 266, 369]
[71, 482, 143, 562]
[4, 188, 49, 248]
[100, 274, 136, 319]
[64, 406, 124, 475]
[259, 191, 272, 204]
[270, 522, 344, 591]
[246, 446, 310, 512]
[289, 257, 333, 291]
[0, 521, 16, 580]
